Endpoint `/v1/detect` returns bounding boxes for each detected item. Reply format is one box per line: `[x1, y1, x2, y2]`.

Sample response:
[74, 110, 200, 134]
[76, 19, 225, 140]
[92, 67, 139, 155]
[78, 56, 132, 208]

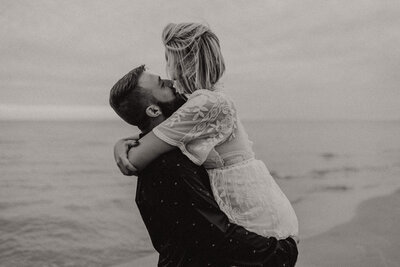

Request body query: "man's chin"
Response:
[158, 97, 186, 118]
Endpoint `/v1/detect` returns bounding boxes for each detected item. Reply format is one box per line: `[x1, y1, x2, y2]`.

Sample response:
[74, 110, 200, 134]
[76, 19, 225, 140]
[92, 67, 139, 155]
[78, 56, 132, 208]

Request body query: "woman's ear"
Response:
[145, 105, 162, 117]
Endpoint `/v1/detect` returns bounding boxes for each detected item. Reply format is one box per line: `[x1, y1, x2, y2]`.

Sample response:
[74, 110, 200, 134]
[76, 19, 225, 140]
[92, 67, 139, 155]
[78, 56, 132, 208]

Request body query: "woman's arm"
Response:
[125, 91, 235, 172]
[128, 131, 175, 171]
[114, 135, 140, 176]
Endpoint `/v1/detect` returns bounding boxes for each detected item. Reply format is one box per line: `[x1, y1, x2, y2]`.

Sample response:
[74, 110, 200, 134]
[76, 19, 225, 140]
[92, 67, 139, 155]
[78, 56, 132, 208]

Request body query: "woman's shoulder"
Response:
[179, 90, 237, 125]
[188, 89, 234, 105]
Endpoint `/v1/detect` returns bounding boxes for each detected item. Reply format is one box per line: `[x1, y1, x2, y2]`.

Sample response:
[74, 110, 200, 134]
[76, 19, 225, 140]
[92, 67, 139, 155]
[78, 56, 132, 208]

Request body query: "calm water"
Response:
[1, 120, 399, 266]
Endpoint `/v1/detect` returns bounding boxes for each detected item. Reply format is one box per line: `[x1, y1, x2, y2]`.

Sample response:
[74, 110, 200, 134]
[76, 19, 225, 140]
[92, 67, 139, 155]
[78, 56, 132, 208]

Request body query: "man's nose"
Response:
[163, 79, 174, 88]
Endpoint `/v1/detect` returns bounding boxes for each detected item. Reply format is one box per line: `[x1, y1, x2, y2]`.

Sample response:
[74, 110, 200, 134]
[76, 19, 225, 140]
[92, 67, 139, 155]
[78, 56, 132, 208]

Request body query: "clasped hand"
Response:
[113, 134, 140, 176]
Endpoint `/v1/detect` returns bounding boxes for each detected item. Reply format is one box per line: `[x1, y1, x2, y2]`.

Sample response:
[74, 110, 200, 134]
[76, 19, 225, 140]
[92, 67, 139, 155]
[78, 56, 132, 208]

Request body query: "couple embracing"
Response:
[110, 22, 299, 267]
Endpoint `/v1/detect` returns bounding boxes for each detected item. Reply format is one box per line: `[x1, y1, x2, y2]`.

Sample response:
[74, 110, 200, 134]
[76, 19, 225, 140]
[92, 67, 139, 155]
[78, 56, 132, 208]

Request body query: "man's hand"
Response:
[114, 135, 140, 176]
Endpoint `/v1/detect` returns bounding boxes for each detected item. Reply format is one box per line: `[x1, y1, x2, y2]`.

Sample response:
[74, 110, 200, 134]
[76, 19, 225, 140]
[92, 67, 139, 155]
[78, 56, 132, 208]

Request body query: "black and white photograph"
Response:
[1, 1, 399, 266]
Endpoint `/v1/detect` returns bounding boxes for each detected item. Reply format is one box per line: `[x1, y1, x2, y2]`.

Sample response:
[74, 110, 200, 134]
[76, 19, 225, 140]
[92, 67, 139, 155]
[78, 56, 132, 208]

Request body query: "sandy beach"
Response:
[297, 188, 400, 267]
[123, 188, 400, 267]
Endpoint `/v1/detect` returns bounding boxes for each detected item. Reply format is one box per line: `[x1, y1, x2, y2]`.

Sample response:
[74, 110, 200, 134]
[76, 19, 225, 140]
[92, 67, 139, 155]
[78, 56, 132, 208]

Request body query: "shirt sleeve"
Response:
[153, 90, 237, 165]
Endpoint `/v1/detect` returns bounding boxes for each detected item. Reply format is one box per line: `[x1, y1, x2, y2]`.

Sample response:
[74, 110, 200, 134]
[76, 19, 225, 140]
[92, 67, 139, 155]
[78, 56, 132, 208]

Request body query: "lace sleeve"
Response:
[153, 90, 237, 165]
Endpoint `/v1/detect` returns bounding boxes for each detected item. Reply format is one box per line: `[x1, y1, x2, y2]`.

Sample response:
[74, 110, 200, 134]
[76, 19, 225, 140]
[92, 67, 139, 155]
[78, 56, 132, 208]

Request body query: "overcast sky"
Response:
[1, 0, 399, 120]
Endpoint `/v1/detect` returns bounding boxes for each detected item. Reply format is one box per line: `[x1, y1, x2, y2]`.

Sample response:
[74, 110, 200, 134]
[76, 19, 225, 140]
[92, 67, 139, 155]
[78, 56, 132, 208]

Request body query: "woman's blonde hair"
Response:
[162, 22, 225, 94]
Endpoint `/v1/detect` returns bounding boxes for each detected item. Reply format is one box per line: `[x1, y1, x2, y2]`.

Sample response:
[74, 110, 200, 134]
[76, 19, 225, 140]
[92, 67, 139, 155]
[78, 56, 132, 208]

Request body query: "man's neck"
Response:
[139, 116, 165, 136]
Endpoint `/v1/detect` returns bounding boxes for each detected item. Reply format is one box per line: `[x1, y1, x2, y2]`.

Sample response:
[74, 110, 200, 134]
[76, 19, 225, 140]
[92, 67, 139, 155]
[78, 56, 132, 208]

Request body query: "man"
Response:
[110, 65, 298, 266]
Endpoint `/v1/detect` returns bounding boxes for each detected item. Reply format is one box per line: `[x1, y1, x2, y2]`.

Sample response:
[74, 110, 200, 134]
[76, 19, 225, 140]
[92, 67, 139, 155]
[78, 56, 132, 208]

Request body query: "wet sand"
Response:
[120, 189, 400, 267]
[297, 189, 400, 267]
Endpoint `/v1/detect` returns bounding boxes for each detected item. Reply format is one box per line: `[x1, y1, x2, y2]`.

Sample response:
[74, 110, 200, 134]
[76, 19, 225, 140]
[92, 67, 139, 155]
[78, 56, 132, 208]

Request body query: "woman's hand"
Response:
[114, 135, 140, 176]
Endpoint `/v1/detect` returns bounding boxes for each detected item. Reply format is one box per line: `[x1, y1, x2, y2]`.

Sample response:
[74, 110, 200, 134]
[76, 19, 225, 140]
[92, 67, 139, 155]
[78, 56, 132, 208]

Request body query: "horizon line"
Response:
[0, 104, 398, 122]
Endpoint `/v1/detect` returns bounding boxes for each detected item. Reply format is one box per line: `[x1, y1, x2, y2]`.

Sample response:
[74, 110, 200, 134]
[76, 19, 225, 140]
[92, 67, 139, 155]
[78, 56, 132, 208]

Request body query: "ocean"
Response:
[1, 120, 399, 266]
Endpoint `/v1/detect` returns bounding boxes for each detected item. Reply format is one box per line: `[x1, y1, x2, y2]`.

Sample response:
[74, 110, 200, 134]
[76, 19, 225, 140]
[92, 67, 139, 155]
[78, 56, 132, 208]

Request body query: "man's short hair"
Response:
[109, 65, 151, 128]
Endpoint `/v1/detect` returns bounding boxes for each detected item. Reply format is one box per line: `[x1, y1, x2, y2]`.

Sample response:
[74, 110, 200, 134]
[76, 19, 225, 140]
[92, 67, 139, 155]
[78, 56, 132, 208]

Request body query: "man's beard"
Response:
[157, 93, 187, 118]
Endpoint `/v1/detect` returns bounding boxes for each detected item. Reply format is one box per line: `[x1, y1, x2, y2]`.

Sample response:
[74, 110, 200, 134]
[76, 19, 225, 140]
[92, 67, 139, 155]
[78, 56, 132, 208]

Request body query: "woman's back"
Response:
[153, 89, 299, 239]
[193, 89, 255, 169]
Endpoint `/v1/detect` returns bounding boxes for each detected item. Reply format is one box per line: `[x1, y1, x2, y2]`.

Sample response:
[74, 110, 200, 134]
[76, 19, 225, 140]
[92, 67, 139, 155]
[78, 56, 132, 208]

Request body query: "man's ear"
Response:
[145, 104, 162, 117]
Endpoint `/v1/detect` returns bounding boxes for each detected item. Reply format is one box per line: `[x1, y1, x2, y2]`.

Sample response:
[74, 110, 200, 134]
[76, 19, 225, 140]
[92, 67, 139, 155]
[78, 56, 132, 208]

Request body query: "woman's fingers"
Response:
[119, 157, 138, 176]
[123, 133, 140, 141]
[126, 139, 140, 148]
[114, 138, 138, 176]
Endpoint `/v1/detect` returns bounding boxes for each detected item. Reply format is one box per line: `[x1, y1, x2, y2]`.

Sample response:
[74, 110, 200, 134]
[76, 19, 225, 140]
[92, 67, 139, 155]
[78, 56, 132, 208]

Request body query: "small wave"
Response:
[0, 216, 98, 237]
[0, 154, 23, 160]
[78, 140, 109, 147]
[269, 170, 295, 180]
[0, 140, 26, 145]
[318, 185, 353, 192]
[56, 169, 110, 176]
[63, 204, 91, 212]
[320, 152, 336, 159]
[291, 197, 303, 205]
[0, 200, 52, 210]
[94, 198, 133, 211]
[0, 247, 103, 267]
[311, 166, 359, 178]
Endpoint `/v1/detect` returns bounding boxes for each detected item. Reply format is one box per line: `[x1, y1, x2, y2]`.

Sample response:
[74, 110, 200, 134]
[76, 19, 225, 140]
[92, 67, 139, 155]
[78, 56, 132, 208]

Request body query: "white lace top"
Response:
[153, 89, 299, 239]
